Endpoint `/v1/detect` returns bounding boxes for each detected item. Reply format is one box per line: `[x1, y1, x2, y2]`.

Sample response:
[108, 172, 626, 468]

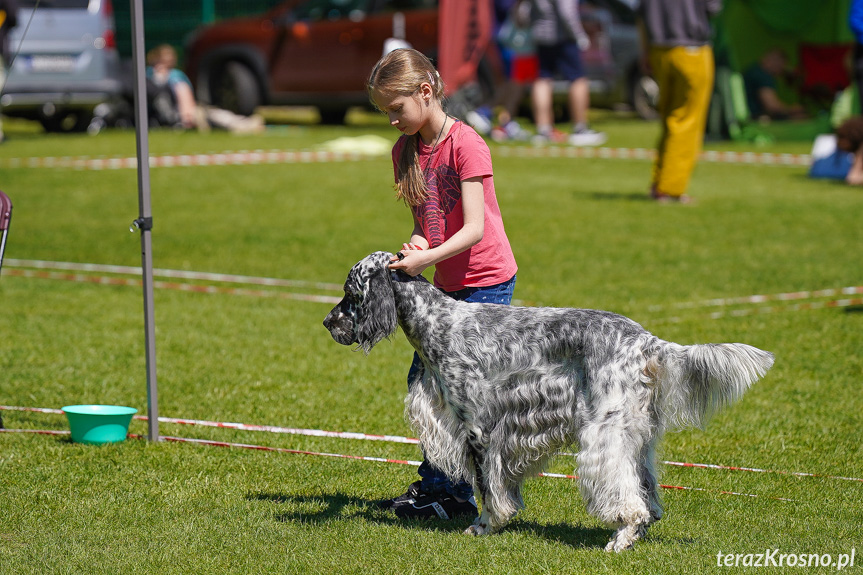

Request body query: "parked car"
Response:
[578, 0, 658, 119]
[184, 0, 655, 124]
[1, 0, 124, 133]
[185, 0, 438, 124]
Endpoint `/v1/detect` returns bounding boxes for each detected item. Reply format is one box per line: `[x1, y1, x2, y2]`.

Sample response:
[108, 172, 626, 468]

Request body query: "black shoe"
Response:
[376, 480, 423, 510]
[392, 490, 477, 520]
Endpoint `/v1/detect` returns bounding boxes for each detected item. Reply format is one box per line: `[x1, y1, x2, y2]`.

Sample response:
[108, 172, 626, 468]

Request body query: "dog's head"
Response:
[323, 251, 398, 353]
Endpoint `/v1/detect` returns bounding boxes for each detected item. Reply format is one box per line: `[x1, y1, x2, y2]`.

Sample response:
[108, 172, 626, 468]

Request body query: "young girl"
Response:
[368, 48, 518, 520]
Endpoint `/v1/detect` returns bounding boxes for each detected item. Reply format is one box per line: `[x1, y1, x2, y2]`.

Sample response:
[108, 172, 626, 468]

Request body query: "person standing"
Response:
[527, 0, 606, 146]
[0, 0, 19, 143]
[638, 0, 721, 203]
[368, 48, 518, 520]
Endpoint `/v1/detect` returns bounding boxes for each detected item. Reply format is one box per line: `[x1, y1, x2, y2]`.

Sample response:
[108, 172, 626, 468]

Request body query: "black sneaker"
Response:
[376, 480, 423, 510]
[392, 490, 478, 520]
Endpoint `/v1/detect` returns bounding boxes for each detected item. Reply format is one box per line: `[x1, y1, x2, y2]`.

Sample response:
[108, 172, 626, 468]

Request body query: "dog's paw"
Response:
[464, 522, 489, 536]
[605, 538, 633, 553]
[604, 524, 646, 552]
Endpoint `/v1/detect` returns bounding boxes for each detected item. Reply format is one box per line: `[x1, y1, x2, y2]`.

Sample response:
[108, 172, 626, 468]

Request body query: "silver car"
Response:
[1, 0, 123, 133]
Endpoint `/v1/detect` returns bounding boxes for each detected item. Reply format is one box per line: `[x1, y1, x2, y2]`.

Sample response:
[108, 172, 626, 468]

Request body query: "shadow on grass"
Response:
[587, 191, 652, 202]
[248, 491, 611, 550]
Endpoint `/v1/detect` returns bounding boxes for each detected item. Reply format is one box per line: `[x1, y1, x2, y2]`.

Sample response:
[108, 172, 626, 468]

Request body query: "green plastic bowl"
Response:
[61, 405, 138, 445]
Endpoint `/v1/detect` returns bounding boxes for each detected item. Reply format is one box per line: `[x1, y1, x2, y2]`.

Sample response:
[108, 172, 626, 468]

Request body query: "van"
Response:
[1, 0, 123, 133]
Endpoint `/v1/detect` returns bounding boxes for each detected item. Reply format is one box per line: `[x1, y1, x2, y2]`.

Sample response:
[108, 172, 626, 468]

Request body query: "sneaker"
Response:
[503, 120, 530, 142]
[568, 128, 607, 147]
[392, 490, 478, 520]
[531, 129, 567, 145]
[491, 126, 509, 142]
[465, 108, 493, 136]
[376, 480, 423, 510]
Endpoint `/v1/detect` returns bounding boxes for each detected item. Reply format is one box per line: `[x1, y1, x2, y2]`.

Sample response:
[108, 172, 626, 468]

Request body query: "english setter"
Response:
[323, 252, 774, 551]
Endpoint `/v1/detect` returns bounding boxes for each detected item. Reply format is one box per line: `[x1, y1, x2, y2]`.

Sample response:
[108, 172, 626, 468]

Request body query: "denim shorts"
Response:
[407, 275, 516, 498]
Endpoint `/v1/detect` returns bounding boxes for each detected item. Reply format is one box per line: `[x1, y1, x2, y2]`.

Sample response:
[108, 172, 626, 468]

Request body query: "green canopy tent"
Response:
[709, 0, 855, 141]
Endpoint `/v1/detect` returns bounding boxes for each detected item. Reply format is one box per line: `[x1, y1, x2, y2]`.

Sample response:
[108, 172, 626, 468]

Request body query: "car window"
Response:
[18, 0, 91, 7]
[585, 0, 637, 25]
[379, 0, 436, 10]
[293, 0, 371, 21]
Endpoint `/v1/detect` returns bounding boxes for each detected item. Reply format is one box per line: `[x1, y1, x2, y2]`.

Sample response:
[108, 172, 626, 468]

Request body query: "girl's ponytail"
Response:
[395, 134, 426, 206]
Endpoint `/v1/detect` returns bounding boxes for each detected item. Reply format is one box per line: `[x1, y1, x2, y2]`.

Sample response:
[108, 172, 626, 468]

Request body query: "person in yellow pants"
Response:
[650, 45, 714, 202]
[638, 0, 721, 203]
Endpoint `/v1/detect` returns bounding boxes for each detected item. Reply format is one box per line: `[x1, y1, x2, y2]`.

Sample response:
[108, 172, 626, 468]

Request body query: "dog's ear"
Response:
[357, 263, 398, 353]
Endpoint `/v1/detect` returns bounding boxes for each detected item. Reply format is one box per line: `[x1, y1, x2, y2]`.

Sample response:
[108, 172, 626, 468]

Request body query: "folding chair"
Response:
[710, 67, 773, 144]
[0, 190, 12, 275]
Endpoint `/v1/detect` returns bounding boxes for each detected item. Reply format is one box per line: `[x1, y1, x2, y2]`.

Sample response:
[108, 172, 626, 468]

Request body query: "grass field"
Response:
[0, 112, 860, 574]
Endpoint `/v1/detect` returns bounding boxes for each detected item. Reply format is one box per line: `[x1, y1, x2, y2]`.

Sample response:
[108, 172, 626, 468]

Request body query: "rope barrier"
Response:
[5, 260, 861, 322]
[0, 428, 794, 501]
[0, 146, 812, 171]
[2, 406, 859, 485]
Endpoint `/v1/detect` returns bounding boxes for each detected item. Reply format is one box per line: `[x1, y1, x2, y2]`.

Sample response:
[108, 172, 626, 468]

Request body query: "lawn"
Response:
[0, 111, 860, 574]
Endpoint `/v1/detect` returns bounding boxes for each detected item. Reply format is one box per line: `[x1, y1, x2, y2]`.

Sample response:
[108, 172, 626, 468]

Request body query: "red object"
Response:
[511, 54, 539, 83]
[0, 190, 12, 274]
[0, 191, 11, 233]
[101, 0, 116, 49]
[438, 0, 493, 96]
[798, 43, 852, 94]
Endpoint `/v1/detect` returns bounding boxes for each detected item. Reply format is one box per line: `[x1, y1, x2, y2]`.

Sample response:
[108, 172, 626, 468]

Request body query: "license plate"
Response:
[23, 55, 77, 73]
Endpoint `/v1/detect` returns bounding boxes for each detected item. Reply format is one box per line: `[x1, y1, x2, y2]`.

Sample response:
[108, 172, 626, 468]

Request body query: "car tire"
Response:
[318, 107, 347, 125]
[212, 61, 261, 116]
[40, 111, 92, 133]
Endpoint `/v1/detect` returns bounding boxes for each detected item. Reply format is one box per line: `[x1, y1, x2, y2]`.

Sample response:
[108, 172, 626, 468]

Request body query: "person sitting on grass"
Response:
[146, 44, 200, 129]
[743, 47, 808, 122]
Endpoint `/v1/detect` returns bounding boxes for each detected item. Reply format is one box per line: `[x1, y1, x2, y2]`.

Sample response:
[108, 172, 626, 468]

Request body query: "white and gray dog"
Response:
[323, 252, 774, 551]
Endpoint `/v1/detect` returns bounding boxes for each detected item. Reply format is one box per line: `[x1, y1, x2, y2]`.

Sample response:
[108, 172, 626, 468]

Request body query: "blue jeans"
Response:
[407, 275, 516, 500]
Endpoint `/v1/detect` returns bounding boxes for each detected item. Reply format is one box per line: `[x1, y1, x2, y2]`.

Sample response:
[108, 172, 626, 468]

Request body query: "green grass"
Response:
[0, 112, 861, 574]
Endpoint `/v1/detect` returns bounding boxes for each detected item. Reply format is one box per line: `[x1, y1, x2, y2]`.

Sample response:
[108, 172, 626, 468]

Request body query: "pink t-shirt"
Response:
[392, 121, 518, 292]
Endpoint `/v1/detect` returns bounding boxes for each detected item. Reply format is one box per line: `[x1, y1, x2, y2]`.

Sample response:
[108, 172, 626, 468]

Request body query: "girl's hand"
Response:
[388, 244, 430, 276]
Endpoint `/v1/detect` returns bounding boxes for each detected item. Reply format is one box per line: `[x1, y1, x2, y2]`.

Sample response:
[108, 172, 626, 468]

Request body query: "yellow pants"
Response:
[650, 45, 714, 197]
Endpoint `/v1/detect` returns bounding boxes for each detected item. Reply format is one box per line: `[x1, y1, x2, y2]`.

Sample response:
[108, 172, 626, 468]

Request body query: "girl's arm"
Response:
[407, 216, 429, 250]
[390, 177, 485, 276]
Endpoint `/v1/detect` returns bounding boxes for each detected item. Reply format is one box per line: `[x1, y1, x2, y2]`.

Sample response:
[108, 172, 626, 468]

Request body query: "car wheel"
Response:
[40, 111, 92, 133]
[631, 73, 659, 120]
[212, 61, 261, 116]
[318, 107, 347, 125]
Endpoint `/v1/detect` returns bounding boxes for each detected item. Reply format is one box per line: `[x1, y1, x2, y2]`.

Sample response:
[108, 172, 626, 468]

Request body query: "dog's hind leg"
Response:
[640, 432, 664, 524]
[577, 406, 655, 552]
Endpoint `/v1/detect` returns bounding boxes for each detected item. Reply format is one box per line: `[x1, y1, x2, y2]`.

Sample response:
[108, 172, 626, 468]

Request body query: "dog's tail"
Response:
[646, 341, 774, 430]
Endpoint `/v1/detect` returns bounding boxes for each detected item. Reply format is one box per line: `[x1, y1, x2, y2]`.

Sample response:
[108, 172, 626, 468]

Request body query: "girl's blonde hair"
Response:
[368, 48, 446, 206]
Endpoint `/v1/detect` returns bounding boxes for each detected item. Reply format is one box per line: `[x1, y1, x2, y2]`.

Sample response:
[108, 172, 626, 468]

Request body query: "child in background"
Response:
[367, 48, 518, 520]
[146, 44, 199, 129]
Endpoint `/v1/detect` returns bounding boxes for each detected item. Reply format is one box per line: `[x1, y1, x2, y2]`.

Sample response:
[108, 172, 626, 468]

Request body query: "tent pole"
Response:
[129, 0, 159, 442]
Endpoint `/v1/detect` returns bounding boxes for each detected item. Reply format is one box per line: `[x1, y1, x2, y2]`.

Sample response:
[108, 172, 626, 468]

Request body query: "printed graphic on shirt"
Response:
[413, 164, 461, 248]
